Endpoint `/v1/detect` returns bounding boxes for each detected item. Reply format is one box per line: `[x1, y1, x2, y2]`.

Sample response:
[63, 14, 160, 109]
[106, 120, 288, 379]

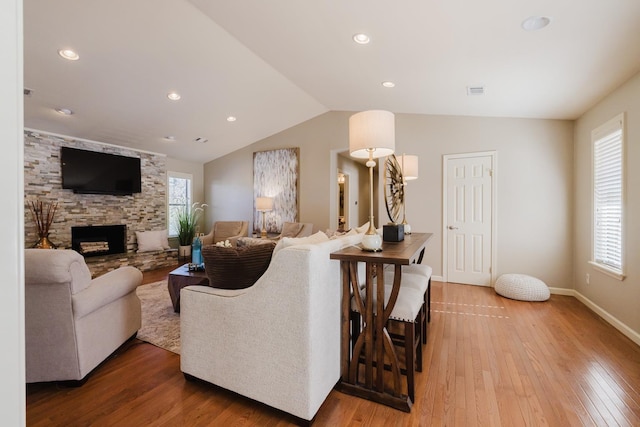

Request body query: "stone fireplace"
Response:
[25, 131, 178, 277]
[71, 225, 126, 257]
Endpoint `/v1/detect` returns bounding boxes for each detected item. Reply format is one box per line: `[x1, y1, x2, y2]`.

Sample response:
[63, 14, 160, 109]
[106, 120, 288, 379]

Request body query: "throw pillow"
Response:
[355, 222, 370, 233]
[273, 230, 329, 256]
[237, 237, 277, 248]
[136, 229, 170, 252]
[202, 243, 275, 289]
[326, 228, 357, 239]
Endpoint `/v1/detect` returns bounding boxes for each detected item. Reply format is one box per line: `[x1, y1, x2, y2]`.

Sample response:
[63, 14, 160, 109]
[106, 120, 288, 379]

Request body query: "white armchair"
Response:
[25, 249, 142, 383]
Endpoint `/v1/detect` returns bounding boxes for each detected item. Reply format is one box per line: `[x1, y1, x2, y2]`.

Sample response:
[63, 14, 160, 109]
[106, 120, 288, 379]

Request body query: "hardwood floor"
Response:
[27, 274, 640, 426]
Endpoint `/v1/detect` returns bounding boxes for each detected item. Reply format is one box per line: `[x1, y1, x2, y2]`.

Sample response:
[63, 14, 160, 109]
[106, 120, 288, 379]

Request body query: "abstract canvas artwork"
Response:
[253, 148, 299, 233]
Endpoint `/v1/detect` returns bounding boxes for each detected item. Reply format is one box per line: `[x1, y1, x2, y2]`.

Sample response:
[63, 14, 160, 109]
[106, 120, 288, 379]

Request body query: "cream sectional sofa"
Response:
[180, 231, 363, 422]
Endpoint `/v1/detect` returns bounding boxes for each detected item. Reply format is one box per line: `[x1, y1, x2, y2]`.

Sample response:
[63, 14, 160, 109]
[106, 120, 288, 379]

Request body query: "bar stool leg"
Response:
[405, 321, 415, 402]
[351, 311, 361, 358]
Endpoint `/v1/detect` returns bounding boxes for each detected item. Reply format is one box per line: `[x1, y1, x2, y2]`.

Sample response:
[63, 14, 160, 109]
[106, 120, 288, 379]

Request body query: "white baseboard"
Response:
[433, 283, 639, 347]
[548, 287, 575, 296]
[549, 287, 640, 347]
[572, 291, 640, 347]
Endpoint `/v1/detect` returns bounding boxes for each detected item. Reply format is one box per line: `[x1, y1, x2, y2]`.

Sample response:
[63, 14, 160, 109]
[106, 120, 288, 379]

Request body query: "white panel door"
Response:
[446, 155, 493, 286]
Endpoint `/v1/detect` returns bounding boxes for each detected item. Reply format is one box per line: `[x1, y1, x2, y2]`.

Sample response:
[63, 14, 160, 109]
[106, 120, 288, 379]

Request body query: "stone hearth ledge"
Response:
[84, 248, 178, 278]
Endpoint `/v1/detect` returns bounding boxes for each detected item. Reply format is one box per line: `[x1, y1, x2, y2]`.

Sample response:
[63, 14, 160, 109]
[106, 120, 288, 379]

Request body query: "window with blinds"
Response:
[591, 113, 625, 279]
[167, 172, 193, 237]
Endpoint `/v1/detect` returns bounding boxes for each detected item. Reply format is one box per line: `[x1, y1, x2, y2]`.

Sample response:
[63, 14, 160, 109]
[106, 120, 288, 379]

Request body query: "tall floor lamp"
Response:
[349, 110, 396, 251]
[399, 154, 418, 234]
[256, 197, 274, 238]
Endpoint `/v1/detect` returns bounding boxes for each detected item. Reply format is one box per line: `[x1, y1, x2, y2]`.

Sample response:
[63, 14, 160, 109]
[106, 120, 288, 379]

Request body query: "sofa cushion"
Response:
[273, 231, 329, 257]
[355, 222, 371, 233]
[237, 237, 277, 248]
[202, 243, 275, 289]
[326, 228, 357, 239]
[136, 229, 170, 252]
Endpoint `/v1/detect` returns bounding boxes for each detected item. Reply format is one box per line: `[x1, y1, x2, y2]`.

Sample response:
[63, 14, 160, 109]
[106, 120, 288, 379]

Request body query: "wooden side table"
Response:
[330, 232, 433, 412]
[167, 264, 209, 312]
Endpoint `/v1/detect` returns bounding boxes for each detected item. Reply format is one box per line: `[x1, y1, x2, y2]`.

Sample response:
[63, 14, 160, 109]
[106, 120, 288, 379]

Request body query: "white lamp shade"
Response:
[256, 197, 274, 211]
[399, 154, 419, 180]
[349, 110, 396, 159]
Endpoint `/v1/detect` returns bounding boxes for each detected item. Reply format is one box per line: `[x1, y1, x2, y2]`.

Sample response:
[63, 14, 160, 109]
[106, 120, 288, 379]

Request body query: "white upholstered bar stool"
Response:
[350, 281, 424, 402]
[384, 264, 432, 343]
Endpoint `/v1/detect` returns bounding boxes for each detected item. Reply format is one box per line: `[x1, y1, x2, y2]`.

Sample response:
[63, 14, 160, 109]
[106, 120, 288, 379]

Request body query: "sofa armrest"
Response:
[72, 266, 143, 319]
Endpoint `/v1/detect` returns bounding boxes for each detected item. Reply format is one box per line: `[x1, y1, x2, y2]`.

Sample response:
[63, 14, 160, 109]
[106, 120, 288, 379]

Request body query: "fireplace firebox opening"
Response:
[71, 225, 127, 257]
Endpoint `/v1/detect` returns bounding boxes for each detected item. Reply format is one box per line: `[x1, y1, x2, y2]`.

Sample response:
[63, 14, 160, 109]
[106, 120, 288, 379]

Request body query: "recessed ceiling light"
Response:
[58, 49, 79, 61]
[521, 16, 551, 31]
[353, 33, 370, 44]
[382, 81, 395, 88]
[167, 92, 181, 101]
[226, 116, 237, 122]
[55, 107, 73, 115]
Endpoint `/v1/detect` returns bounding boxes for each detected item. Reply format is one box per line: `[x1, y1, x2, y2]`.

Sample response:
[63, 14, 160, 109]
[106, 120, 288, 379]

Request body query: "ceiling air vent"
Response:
[24, 88, 33, 96]
[466, 85, 485, 96]
[194, 137, 208, 144]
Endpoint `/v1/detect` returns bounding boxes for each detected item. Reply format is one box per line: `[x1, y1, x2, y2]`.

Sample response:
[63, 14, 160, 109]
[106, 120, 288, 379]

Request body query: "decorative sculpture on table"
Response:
[29, 200, 58, 249]
[398, 154, 419, 234]
[384, 154, 404, 221]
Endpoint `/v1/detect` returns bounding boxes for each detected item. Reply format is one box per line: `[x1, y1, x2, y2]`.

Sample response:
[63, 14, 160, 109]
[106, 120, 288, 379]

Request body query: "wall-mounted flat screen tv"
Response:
[61, 147, 142, 195]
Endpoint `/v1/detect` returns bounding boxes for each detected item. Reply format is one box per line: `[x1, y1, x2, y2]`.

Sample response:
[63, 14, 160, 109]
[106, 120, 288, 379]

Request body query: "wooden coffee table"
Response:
[167, 264, 209, 312]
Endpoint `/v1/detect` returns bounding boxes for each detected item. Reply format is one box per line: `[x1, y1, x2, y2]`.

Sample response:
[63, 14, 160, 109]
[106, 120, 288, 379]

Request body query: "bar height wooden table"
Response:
[330, 232, 433, 412]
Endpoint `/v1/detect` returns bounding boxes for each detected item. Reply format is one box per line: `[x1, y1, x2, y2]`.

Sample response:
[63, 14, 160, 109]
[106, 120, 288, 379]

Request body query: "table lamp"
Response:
[399, 154, 418, 234]
[256, 197, 274, 238]
[349, 110, 396, 251]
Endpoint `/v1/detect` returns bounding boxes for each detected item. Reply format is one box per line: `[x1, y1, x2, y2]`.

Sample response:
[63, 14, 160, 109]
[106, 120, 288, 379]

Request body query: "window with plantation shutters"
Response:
[591, 113, 625, 280]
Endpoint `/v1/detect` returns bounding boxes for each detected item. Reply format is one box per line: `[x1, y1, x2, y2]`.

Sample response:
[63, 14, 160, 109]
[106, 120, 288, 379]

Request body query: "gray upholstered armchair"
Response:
[25, 249, 142, 383]
[200, 221, 249, 246]
[270, 222, 314, 240]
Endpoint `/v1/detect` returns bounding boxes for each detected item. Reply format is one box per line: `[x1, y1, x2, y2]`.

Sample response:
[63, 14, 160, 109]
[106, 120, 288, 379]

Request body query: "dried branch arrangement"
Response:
[29, 200, 58, 248]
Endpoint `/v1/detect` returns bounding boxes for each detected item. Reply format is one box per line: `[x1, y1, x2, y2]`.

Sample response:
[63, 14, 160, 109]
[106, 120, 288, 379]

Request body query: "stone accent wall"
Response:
[24, 131, 177, 275]
[77, 249, 178, 278]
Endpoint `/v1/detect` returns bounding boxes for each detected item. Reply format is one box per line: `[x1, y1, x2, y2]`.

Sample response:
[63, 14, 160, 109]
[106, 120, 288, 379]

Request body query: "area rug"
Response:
[136, 280, 180, 354]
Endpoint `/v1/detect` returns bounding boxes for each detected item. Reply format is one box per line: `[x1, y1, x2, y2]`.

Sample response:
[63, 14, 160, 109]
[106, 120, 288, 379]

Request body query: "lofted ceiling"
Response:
[23, 0, 640, 164]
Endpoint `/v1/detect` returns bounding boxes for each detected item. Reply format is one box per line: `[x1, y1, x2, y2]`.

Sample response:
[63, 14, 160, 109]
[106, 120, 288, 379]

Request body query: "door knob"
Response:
[448, 226, 459, 230]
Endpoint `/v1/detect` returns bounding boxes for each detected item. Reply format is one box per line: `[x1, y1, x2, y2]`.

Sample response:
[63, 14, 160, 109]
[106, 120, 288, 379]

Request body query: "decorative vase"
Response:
[191, 236, 202, 265]
[361, 233, 382, 252]
[179, 245, 192, 257]
[29, 200, 58, 249]
[33, 234, 57, 249]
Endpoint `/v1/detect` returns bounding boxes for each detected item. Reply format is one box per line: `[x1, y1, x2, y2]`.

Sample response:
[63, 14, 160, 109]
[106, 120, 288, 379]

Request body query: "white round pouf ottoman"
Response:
[495, 274, 550, 302]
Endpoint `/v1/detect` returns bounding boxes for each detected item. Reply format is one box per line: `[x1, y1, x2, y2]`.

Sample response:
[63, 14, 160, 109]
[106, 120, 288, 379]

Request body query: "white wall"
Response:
[204, 111, 574, 286]
[1, 0, 25, 423]
[573, 71, 640, 340]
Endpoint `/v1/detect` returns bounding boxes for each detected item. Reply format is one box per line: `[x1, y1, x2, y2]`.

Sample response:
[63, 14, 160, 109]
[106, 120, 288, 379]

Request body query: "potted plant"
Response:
[175, 202, 207, 257]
